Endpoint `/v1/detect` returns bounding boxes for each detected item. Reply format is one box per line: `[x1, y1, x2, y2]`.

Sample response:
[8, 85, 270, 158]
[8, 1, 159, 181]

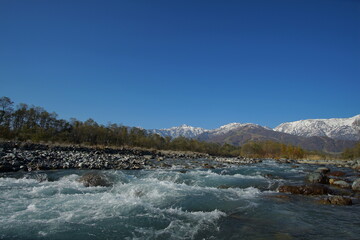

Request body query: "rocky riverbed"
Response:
[2, 141, 360, 206]
[0, 141, 261, 172]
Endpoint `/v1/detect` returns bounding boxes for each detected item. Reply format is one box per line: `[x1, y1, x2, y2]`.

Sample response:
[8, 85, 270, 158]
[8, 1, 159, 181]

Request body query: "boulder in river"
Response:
[78, 172, 111, 187]
[315, 167, 330, 174]
[203, 163, 215, 169]
[332, 180, 351, 189]
[306, 172, 329, 184]
[352, 178, 360, 191]
[318, 196, 352, 206]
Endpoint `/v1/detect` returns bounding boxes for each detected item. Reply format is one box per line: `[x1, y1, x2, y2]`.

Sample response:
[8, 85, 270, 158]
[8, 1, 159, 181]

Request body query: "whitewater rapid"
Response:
[1, 160, 359, 240]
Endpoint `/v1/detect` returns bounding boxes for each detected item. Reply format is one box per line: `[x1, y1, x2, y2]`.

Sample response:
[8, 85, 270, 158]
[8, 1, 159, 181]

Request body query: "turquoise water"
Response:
[0, 160, 359, 240]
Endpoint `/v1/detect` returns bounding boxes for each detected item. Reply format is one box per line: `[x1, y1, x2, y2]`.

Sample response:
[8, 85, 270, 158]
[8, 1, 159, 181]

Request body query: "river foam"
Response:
[1, 161, 360, 240]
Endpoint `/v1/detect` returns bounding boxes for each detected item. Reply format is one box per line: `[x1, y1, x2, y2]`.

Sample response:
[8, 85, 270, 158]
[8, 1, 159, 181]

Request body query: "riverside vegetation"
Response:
[0, 96, 308, 159]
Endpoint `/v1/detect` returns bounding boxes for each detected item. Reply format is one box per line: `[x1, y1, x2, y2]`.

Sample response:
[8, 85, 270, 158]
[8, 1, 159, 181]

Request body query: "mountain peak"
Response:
[274, 114, 360, 141]
[148, 115, 360, 142]
[149, 124, 207, 139]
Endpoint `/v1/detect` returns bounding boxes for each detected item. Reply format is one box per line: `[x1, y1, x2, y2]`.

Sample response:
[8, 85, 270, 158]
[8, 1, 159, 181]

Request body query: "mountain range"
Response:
[149, 115, 360, 153]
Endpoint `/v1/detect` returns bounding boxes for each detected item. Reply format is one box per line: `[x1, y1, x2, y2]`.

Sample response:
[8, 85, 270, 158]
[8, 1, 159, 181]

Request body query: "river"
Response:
[0, 160, 359, 239]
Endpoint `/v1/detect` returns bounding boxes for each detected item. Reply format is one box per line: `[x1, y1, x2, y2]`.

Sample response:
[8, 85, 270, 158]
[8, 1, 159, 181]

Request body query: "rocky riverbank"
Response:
[0, 141, 260, 172]
[1, 141, 359, 174]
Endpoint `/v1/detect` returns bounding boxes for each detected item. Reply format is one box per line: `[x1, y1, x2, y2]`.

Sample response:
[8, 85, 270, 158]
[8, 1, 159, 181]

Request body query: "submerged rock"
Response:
[32, 173, 48, 182]
[318, 196, 352, 206]
[78, 172, 111, 187]
[203, 163, 215, 169]
[263, 173, 282, 179]
[266, 194, 291, 201]
[306, 173, 329, 184]
[278, 185, 330, 195]
[160, 163, 171, 168]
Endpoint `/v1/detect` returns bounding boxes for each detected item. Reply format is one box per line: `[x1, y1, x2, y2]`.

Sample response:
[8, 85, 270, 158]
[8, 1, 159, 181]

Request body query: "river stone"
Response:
[78, 172, 111, 187]
[306, 173, 329, 184]
[352, 178, 360, 191]
[278, 185, 330, 195]
[203, 164, 215, 169]
[353, 164, 360, 171]
[318, 196, 352, 206]
[329, 178, 335, 185]
[332, 180, 351, 189]
[160, 163, 171, 168]
[316, 167, 330, 174]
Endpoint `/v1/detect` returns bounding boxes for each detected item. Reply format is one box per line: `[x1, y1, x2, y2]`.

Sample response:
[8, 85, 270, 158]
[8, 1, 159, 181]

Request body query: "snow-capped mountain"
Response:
[148, 124, 207, 138]
[148, 117, 359, 152]
[211, 123, 271, 135]
[274, 115, 360, 141]
[149, 122, 267, 139]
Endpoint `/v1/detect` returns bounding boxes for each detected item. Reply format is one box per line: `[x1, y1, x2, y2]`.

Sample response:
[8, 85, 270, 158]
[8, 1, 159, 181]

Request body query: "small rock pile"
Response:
[278, 166, 360, 206]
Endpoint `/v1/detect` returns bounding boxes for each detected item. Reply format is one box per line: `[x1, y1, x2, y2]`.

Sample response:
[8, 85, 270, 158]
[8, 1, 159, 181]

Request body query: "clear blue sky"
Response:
[1, 0, 359, 129]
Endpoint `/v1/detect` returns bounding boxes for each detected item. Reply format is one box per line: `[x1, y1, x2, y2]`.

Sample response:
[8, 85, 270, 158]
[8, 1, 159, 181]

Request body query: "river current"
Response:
[1, 160, 359, 240]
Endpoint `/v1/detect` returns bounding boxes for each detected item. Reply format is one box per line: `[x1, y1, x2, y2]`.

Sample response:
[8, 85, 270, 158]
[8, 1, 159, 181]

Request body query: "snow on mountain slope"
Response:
[149, 122, 270, 139]
[149, 115, 360, 141]
[274, 115, 360, 141]
[148, 124, 207, 138]
[209, 123, 271, 135]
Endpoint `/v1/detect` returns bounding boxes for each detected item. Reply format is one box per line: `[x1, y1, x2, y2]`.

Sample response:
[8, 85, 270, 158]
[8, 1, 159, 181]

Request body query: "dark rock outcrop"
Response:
[306, 173, 329, 184]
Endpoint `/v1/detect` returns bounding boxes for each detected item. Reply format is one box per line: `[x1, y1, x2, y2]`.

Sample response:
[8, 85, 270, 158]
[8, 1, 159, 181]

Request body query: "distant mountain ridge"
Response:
[149, 122, 268, 139]
[274, 115, 360, 141]
[148, 115, 360, 153]
[196, 124, 355, 153]
[148, 124, 207, 139]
